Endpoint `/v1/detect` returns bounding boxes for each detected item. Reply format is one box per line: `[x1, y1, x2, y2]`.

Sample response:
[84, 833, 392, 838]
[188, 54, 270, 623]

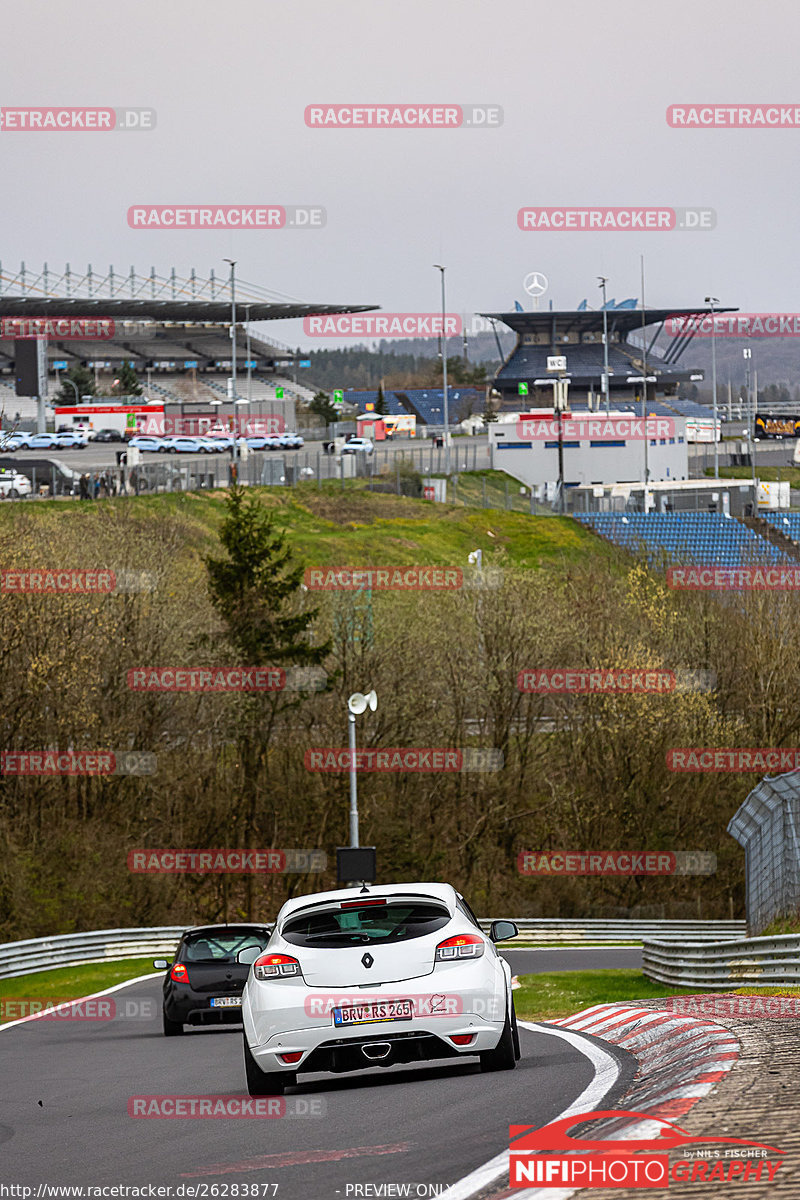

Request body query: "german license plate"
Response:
[333, 999, 413, 1026]
[209, 996, 241, 1008]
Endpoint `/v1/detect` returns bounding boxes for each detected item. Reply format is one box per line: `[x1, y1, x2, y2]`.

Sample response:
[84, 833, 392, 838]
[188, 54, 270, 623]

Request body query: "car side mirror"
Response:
[237, 946, 262, 965]
[153, 959, 169, 970]
[488, 920, 518, 943]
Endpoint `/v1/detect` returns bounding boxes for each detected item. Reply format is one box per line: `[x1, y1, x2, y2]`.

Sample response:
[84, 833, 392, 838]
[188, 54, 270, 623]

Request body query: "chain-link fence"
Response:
[728, 771, 800, 933]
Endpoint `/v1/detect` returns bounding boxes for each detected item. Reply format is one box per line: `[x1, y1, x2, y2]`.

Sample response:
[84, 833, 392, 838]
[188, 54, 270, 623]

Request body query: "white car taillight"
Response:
[435, 933, 485, 962]
[253, 952, 302, 980]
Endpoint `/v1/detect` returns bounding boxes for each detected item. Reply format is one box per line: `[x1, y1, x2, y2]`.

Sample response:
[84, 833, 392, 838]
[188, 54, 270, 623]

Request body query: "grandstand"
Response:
[0, 263, 377, 429]
[761, 512, 800, 546]
[574, 512, 791, 567]
[345, 387, 483, 426]
[481, 305, 736, 411]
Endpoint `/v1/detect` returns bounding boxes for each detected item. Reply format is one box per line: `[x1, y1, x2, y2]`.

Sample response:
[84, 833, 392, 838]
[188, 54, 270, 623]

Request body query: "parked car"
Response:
[237, 435, 267, 451]
[90, 428, 126, 443]
[0, 432, 31, 451]
[341, 437, 374, 455]
[154, 923, 273, 1036]
[0, 468, 32, 498]
[54, 431, 88, 449]
[207, 434, 235, 451]
[128, 435, 165, 453]
[278, 432, 304, 449]
[241, 882, 520, 1095]
[160, 436, 205, 454]
[191, 436, 223, 454]
[26, 433, 59, 450]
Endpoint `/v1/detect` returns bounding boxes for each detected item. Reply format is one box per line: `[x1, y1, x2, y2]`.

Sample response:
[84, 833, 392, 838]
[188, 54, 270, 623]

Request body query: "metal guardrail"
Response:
[643, 932, 800, 988]
[480, 919, 745, 943]
[0, 919, 746, 980]
[0, 927, 188, 980]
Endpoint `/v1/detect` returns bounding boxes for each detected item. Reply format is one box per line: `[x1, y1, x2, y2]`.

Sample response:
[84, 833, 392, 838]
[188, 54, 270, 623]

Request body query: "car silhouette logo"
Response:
[510, 1111, 783, 1157]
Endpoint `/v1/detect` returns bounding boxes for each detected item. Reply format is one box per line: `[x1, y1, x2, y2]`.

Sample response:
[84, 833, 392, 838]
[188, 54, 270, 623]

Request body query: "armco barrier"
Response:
[643, 932, 800, 988]
[480, 919, 745, 943]
[0, 927, 188, 980]
[0, 920, 744, 981]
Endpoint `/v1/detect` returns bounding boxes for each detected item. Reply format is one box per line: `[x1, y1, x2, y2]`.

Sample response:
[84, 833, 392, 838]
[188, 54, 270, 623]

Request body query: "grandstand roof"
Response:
[0, 296, 378, 323]
[480, 307, 738, 340]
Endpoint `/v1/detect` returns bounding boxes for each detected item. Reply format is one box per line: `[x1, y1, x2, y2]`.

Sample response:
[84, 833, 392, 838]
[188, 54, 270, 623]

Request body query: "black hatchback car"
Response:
[154, 924, 272, 1036]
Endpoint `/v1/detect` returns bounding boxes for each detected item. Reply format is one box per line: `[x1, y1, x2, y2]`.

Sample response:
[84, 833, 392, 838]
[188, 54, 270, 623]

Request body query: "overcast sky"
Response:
[3, 0, 798, 350]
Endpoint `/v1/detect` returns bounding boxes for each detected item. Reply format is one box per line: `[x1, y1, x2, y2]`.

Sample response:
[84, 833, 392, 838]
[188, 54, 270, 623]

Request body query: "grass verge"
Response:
[513, 969, 696, 1022]
[0, 958, 157, 1023]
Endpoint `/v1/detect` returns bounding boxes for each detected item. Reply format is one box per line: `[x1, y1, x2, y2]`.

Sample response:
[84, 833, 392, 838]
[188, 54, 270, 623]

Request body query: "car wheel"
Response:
[8, 488, 18, 499]
[169, 448, 178, 454]
[243, 1032, 296, 1096]
[479, 1001, 517, 1073]
[163, 1011, 183, 1037]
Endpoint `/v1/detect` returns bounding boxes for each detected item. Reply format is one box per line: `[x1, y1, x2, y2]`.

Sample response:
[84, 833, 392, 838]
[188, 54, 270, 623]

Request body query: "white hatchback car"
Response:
[241, 883, 519, 1094]
[341, 437, 373, 455]
[0, 468, 32, 498]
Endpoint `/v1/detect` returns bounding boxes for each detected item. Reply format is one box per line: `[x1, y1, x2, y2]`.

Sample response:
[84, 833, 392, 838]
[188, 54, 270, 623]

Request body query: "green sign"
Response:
[333, 389, 344, 405]
[518, 382, 529, 396]
[276, 387, 284, 399]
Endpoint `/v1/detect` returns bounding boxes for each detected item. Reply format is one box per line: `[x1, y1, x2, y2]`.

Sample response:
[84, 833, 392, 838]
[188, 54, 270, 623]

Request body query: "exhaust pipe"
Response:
[362, 1041, 392, 1061]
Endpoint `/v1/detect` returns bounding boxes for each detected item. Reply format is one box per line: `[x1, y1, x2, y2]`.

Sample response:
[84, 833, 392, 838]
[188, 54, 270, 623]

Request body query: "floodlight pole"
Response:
[225, 259, 237, 402]
[706, 295, 719, 478]
[598, 276, 610, 413]
[434, 265, 450, 475]
[245, 304, 252, 404]
[348, 710, 359, 848]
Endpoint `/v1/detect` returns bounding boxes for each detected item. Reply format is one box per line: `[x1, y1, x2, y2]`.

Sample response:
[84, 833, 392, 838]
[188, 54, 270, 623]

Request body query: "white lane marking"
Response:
[436, 1020, 621, 1200]
[0, 972, 162, 1031]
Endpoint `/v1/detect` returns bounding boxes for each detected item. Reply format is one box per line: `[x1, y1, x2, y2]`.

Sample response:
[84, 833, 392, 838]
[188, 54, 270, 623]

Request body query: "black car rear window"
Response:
[180, 930, 271, 963]
[281, 900, 450, 948]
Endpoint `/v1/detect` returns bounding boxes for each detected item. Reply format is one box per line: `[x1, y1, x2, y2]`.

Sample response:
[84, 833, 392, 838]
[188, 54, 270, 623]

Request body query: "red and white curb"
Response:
[440, 1002, 740, 1200]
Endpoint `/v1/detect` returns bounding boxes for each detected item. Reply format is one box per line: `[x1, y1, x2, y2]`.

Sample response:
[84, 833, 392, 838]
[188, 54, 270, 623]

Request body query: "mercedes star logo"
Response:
[523, 271, 549, 297]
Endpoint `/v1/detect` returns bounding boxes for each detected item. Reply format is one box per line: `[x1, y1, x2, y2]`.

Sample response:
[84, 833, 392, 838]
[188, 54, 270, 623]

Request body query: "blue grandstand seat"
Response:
[575, 512, 790, 568]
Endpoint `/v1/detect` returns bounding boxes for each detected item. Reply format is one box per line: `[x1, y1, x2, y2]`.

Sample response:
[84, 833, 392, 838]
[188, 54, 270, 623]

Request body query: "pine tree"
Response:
[56, 364, 95, 405]
[111, 360, 142, 396]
